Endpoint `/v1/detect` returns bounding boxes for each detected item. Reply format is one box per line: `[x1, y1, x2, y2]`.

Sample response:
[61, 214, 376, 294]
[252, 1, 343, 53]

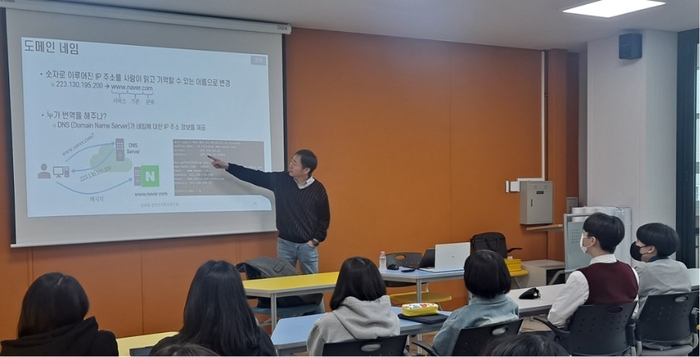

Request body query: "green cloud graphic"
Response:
[89, 144, 133, 172]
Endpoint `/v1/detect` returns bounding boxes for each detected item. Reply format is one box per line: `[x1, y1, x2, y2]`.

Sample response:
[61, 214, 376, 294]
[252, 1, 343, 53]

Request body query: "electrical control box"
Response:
[520, 181, 553, 224]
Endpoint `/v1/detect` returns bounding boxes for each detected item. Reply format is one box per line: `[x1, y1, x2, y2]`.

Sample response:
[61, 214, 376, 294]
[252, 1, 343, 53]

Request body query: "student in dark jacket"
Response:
[150, 260, 276, 356]
[0, 272, 118, 356]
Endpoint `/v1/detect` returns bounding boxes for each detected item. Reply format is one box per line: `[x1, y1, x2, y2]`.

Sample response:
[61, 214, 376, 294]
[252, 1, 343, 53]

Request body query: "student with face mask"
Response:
[630, 223, 696, 350]
[547, 212, 639, 328]
[631, 223, 690, 313]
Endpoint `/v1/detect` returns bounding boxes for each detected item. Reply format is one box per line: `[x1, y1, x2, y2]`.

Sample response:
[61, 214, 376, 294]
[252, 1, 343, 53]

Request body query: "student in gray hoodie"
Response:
[306, 256, 400, 356]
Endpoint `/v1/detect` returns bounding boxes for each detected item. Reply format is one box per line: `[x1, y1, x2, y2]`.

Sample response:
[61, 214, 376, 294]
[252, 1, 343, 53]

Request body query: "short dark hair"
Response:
[636, 223, 679, 257]
[330, 256, 386, 310]
[583, 212, 625, 253]
[179, 260, 262, 356]
[480, 333, 569, 356]
[294, 149, 318, 175]
[151, 343, 219, 356]
[464, 250, 511, 299]
[17, 272, 89, 337]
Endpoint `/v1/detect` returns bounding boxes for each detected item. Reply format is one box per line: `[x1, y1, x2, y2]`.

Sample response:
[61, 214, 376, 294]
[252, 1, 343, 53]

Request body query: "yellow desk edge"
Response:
[242, 271, 339, 290]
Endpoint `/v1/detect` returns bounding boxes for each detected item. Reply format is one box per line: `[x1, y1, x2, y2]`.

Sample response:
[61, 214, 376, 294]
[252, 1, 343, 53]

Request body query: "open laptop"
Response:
[399, 249, 435, 269]
[419, 242, 470, 272]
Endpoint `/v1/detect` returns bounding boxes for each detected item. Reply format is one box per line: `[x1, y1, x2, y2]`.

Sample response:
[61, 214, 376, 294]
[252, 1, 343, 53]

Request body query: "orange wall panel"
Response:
[0, 27, 577, 340]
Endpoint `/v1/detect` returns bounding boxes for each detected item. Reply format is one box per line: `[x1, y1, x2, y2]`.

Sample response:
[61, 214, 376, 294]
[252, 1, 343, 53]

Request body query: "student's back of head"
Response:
[583, 212, 625, 253]
[634, 222, 680, 258]
[0, 272, 118, 356]
[330, 256, 386, 310]
[464, 250, 512, 299]
[17, 272, 89, 337]
[152, 260, 272, 356]
[480, 333, 569, 356]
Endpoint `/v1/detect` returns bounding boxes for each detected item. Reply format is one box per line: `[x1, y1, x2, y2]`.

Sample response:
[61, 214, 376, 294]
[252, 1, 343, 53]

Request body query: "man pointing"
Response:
[209, 149, 330, 275]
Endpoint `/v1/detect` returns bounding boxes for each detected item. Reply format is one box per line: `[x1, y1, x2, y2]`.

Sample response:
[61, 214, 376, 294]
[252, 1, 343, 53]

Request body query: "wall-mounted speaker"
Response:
[619, 33, 642, 60]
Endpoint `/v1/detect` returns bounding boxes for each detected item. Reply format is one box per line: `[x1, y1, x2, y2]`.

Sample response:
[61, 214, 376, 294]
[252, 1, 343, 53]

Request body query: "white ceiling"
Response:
[57, 0, 698, 53]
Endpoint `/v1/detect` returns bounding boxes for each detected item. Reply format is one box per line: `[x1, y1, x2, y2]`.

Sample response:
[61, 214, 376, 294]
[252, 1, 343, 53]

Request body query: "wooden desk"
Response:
[381, 269, 464, 302]
[242, 271, 339, 331]
[270, 306, 451, 355]
[116, 332, 176, 356]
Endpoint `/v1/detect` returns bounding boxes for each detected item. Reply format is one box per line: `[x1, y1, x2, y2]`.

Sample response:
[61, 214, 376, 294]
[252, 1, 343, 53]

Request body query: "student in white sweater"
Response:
[306, 256, 400, 356]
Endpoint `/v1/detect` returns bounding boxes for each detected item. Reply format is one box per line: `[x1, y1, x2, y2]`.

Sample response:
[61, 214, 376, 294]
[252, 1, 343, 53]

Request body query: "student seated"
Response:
[631, 222, 696, 349]
[547, 212, 639, 328]
[149, 260, 275, 356]
[631, 222, 691, 312]
[0, 272, 118, 356]
[306, 256, 400, 356]
[432, 250, 519, 356]
[480, 333, 569, 356]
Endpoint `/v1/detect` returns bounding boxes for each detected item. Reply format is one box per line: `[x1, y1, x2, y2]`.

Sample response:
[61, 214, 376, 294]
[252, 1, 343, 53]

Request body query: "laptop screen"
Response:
[419, 248, 435, 268]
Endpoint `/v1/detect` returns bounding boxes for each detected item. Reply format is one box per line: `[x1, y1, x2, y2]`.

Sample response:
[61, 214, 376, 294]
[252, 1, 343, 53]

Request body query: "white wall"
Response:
[579, 51, 588, 206]
[587, 30, 677, 235]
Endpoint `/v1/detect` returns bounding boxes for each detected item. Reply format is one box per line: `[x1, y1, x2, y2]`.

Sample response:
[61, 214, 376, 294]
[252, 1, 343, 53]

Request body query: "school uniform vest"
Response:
[579, 261, 638, 305]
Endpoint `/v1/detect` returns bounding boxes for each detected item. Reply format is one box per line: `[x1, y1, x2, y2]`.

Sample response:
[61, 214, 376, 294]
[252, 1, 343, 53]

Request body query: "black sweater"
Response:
[226, 164, 330, 243]
[0, 317, 118, 356]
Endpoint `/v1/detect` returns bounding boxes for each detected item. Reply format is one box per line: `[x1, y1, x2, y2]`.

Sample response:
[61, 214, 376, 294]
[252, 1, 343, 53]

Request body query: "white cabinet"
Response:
[521, 260, 565, 287]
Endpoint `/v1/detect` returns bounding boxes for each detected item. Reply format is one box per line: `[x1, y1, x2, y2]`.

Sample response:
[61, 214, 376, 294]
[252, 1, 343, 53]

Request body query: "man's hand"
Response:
[207, 155, 229, 170]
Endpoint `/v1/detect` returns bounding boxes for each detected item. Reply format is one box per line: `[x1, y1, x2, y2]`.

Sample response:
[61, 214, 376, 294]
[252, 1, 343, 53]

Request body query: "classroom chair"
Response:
[535, 301, 637, 356]
[633, 292, 699, 356]
[385, 252, 452, 306]
[321, 334, 408, 356]
[236, 257, 322, 326]
[470, 232, 522, 258]
[470, 232, 529, 287]
[411, 318, 523, 356]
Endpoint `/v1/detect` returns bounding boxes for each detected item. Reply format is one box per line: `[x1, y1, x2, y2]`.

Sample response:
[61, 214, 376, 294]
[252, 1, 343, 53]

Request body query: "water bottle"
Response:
[379, 251, 387, 272]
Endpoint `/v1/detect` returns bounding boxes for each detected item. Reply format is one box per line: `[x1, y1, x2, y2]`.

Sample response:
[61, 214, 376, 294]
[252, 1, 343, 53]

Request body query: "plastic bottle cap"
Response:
[380, 251, 385, 254]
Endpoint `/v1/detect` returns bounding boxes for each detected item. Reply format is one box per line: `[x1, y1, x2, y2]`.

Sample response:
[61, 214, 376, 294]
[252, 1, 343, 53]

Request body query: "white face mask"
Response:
[580, 233, 589, 254]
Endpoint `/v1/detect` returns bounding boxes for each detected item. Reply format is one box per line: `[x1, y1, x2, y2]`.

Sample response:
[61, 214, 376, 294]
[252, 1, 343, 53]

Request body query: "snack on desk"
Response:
[401, 303, 439, 316]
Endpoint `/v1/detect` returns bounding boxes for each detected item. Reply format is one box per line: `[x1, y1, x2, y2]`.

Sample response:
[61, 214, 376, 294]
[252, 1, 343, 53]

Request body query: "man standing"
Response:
[208, 149, 330, 275]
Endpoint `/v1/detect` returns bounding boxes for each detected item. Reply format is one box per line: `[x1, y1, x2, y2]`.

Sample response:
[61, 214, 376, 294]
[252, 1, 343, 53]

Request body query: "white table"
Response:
[381, 269, 465, 302]
[270, 306, 451, 355]
[507, 267, 698, 317]
[507, 284, 565, 317]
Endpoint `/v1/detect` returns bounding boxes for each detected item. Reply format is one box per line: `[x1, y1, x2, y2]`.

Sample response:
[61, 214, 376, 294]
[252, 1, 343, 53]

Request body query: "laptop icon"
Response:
[419, 242, 470, 272]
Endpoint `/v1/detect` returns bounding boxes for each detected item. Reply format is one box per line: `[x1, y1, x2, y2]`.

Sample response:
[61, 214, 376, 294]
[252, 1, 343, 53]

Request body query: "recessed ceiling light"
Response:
[563, 0, 665, 18]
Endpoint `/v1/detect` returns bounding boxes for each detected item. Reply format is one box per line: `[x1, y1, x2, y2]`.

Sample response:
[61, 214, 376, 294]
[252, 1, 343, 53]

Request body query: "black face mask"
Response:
[630, 243, 643, 261]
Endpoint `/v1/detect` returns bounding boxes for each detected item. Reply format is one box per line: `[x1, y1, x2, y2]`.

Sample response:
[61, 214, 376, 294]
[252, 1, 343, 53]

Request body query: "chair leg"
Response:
[511, 277, 522, 289]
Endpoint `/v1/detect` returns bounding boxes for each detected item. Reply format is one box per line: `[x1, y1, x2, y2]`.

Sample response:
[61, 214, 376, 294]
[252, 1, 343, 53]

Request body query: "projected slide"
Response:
[22, 38, 273, 217]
